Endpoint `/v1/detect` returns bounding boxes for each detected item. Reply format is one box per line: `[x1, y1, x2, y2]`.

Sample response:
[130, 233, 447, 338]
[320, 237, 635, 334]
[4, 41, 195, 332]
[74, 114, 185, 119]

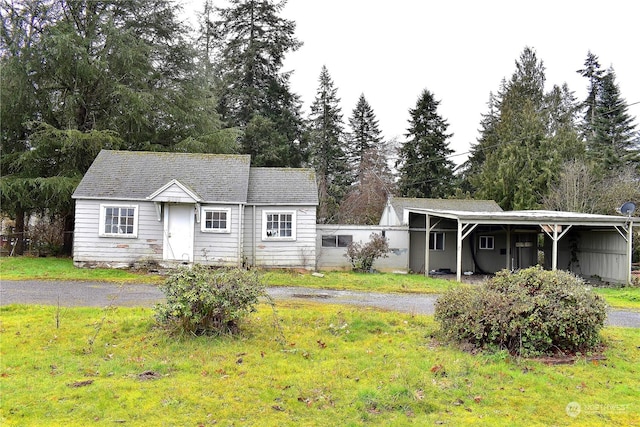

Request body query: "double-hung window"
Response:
[201, 208, 231, 233]
[263, 211, 296, 240]
[429, 232, 445, 251]
[99, 204, 138, 237]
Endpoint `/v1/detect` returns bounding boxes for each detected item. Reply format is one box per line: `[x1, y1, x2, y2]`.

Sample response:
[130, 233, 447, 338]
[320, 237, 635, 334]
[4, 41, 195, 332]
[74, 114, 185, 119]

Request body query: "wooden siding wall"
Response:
[193, 204, 241, 266]
[473, 232, 508, 273]
[73, 199, 163, 266]
[74, 200, 243, 267]
[555, 229, 628, 283]
[316, 225, 409, 271]
[243, 206, 316, 269]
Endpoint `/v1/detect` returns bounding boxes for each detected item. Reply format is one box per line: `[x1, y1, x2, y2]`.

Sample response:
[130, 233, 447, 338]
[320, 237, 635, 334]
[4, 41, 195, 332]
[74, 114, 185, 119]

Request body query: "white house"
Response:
[72, 150, 318, 269]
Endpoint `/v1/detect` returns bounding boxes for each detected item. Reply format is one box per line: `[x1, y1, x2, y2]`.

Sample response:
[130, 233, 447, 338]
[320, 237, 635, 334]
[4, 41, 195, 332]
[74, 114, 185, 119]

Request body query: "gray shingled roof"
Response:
[247, 168, 318, 205]
[72, 150, 252, 203]
[390, 197, 502, 216]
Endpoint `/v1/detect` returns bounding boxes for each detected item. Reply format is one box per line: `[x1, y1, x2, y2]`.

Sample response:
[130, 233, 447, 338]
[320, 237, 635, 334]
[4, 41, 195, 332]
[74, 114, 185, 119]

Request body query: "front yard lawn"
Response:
[1, 303, 638, 426]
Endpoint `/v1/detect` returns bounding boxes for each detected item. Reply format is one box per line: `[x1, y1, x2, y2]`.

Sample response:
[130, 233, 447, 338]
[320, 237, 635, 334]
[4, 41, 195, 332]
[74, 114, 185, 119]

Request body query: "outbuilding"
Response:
[405, 208, 634, 284]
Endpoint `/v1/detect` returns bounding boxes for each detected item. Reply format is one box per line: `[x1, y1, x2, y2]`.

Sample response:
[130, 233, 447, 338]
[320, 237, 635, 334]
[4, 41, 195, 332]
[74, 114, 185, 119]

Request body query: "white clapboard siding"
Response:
[193, 204, 242, 266]
[73, 200, 163, 265]
[243, 206, 316, 269]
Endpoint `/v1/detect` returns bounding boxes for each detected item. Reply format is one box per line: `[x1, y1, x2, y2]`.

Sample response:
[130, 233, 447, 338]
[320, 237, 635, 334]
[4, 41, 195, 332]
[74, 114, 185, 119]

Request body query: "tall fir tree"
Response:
[339, 94, 393, 223]
[307, 66, 350, 223]
[396, 89, 456, 198]
[591, 69, 638, 170]
[577, 51, 606, 142]
[347, 94, 384, 181]
[211, 0, 304, 166]
[467, 47, 584, 210]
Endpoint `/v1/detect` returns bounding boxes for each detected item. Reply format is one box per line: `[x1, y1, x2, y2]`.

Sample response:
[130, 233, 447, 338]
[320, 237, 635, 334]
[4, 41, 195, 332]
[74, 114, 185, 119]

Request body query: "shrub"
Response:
[345, 233, 390, 273]
[435, 266, 607, 357]
[155, 265, 266, 336]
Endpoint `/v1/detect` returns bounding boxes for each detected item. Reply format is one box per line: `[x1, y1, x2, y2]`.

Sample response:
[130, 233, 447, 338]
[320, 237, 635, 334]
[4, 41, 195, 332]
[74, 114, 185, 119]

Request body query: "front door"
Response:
[164, 204, 194, 262]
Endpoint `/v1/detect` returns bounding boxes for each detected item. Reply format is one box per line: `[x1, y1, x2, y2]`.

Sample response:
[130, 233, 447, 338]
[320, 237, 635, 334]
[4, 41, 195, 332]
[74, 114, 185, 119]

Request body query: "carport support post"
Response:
[456, 220, 463, 282]
[628, 222, 633, 284]
[506, 226, 511, 270]
[552, 224, 558, 271]
[424, 214, 430, 277]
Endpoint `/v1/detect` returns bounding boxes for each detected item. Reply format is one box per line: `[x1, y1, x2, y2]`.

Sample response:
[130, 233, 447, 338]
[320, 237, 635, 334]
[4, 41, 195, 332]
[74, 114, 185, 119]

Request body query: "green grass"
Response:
[262, 269, 457, 294]
[2, 256, 639, 310]
[1, 304, 638, 426]
[0, 256, 162, 283]
[594, 287, 640, 311]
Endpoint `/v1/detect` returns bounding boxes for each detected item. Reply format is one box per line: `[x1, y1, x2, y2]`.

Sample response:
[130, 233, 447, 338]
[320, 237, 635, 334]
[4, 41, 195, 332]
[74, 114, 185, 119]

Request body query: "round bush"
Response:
[435, 266, 607, 356]
[155, 265, 265, 336]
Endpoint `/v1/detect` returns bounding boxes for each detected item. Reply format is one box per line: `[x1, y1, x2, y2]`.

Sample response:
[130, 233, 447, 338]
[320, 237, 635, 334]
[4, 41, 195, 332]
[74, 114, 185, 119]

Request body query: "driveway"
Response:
[1, 280, 639, 328]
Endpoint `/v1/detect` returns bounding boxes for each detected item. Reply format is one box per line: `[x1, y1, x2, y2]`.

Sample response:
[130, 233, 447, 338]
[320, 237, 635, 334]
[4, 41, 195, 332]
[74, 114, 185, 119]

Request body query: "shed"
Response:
[407, 208, 635, 284]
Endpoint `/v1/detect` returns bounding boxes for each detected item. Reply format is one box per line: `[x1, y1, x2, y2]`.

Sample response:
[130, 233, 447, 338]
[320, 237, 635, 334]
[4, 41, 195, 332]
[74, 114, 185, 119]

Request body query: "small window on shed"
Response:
[479, 235, 494, 250]
[429, 232, 445, 251]
[322, 235, 353, 248]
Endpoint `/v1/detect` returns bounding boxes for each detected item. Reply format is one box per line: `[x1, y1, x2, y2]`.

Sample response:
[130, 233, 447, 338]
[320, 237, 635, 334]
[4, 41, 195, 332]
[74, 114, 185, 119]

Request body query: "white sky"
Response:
[184, 0, 640, 165]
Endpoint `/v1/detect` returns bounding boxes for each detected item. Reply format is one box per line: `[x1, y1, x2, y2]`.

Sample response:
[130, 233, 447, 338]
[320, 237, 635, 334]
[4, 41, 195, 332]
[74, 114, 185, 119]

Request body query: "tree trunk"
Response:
[62, 212, 74, 256]
[13, 208, 25, 255]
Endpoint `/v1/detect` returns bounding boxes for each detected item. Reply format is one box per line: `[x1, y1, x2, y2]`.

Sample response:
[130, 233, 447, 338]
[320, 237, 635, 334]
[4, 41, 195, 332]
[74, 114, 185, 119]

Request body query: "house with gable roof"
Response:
[72, 150, 318, 269]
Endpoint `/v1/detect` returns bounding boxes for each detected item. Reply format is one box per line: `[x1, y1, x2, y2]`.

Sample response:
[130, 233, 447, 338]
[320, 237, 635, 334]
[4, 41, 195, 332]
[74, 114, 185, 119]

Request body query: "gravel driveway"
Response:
[1, 280, 639, 328]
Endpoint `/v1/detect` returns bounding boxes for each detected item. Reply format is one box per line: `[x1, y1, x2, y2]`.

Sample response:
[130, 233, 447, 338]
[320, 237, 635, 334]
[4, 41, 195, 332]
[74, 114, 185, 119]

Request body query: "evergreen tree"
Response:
[0, 0, 218, 253]
[577, 51, 605, 141]
[459, 90, 503, 194]
[211, 0, 304, 167]
[339, 93, 394, 223]
[347, 94, 385, 182]
[468, 47, 584, 210]
[577, 53, 638, 171]
[396, 89, 456, 198]
[591, 69, 638, 169]
[307, 66, 350, 223]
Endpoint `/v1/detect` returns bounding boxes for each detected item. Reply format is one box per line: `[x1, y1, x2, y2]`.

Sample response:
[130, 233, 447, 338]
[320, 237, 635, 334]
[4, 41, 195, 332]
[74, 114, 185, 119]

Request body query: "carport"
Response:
[406, 209, 634, 284]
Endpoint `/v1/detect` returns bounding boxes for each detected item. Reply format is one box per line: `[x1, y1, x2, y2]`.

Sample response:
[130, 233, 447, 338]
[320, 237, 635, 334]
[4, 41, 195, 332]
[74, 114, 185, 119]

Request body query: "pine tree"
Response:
[347, 94, 385, 182]
[339, 94, 394, 223]
[211, 0, 304, 166]
[591, 69, 637, 170]
[577, 51, 605, 141]
[307, 66, 350, 223]
[577, 53, 638, 171]
[396, 89, 456, 198]
[469, 47, 584, 210]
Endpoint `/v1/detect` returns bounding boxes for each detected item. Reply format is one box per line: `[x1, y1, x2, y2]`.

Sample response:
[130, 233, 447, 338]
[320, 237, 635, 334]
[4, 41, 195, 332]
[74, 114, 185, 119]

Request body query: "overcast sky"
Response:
[185, 0, 640, 165]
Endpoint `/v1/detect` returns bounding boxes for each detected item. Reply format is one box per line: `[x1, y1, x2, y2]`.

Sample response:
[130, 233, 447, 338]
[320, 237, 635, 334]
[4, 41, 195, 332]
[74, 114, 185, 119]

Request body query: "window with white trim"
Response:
[479, 235, 494, 250]
[322, 234, 353, 248]
[99, 204, 138, 237]
[263, 211, 296, 240]
[429, 232, 445, 251]
[201, 208, 231, 233]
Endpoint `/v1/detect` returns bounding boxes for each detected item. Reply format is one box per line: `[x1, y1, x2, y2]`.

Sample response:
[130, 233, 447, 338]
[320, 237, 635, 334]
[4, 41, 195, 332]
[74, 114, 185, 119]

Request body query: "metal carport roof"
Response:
[405, 208, 635, 283]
